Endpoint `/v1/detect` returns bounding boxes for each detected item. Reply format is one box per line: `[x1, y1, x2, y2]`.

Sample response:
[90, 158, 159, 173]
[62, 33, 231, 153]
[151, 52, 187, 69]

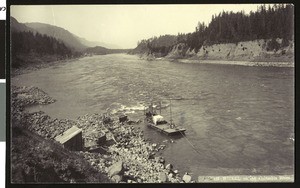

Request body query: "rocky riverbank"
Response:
[171, 59, 294, 67]
[138, 55, 294, 68]
[132, 39, 294, 68]
[137, 53, 294, 67]
[11, 85, 196, 183]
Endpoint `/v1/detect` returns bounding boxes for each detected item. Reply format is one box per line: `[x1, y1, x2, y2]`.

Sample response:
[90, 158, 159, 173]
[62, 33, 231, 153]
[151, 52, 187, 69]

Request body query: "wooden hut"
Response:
[55, 126, 83, 151]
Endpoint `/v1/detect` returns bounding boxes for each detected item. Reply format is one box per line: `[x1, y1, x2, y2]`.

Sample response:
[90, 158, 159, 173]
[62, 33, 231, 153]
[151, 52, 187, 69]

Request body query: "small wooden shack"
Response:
[55, 126, 83, 151]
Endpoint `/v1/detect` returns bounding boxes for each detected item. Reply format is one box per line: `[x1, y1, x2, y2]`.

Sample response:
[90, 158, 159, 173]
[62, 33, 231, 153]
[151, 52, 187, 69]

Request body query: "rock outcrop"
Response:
[182, 173, 192, 183]
[108, 161, 124, 177]
[133, 38, 294, 63]
[166, 39, 294, 62]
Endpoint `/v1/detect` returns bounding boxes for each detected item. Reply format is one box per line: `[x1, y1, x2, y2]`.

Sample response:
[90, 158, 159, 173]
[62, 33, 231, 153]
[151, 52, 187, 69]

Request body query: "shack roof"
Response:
[55, 126, 82, 144]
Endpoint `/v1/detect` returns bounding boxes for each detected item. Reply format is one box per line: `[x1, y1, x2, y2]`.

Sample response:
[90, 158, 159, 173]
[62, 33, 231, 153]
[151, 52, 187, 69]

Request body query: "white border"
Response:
[0, 0, 6, 20]
[0, 142, 5, 187]
[0, 79, 5, 83]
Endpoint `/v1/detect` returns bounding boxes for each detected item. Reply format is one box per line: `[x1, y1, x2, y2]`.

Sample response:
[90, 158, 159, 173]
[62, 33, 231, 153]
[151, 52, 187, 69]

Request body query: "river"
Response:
[12, 54, 294, 177]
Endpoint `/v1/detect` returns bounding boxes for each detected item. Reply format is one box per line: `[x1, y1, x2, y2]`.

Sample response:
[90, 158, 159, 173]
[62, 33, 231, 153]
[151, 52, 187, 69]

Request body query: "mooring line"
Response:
[179, 131, 202, 157]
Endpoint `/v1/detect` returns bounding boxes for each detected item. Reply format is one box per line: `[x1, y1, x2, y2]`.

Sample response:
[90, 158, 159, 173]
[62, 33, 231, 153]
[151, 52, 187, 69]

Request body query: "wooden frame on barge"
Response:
[144, 100, 186, 136]
[146, 120, 186, 135]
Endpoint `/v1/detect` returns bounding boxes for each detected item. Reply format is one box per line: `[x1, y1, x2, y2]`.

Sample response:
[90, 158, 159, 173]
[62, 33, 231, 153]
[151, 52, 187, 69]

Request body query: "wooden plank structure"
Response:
[55, 126, 83, 151]
[147, 121, 186, 135]
[144, 100, 186, 136]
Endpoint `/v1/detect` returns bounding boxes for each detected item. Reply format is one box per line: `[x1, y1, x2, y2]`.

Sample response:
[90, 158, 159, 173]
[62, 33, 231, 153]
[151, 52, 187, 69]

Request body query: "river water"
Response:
[12, 54, 294, 177]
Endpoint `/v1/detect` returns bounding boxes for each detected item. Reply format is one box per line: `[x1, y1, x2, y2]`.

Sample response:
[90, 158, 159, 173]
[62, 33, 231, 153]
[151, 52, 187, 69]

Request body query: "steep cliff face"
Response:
[193, 39, 294, 61]
[166, 43, 188, 58]
[132, 38, 294, 62]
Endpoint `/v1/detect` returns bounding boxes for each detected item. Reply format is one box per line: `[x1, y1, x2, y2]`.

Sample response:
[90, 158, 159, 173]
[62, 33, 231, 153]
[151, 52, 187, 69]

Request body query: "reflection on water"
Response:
[12, 54, 294, 176]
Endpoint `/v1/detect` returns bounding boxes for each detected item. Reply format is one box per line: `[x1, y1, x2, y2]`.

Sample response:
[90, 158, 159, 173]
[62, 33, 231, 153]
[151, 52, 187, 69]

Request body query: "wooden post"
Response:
[150, 102, 153, 114]
[170, 99, 173, 125]
[159, 101, 162, 115]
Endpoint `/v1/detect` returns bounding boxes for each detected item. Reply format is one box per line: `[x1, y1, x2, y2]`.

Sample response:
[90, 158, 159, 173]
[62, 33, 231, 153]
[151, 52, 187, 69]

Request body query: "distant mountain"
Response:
[11, 17, 77, 68]
[11, 17, 85, 51]
[85, 46, 130, 55]
[24, 22, 87, 51]
[11, 16, 124, 53]
[10, 17, 36, 33]
[76, 36, 121, 49]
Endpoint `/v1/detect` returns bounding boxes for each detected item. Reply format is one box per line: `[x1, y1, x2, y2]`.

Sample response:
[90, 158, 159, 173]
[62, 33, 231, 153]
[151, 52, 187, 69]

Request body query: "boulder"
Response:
[165, 164, 173, 171]
[159, 172, 168, 183]
[111, 175, 122, 183]
[159, 158, 165, 164]
[154, 156, 161, 163]
[127, 119, 140, 125]
[182, 174, 192, 183]
[108, 161, 124, 177]
[119, 115, 128, 123]
[148, 152, 155, 159]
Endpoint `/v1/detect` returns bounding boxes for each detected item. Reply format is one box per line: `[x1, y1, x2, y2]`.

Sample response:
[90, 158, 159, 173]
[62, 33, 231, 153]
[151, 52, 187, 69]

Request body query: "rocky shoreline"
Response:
[11, 85, 196, 183]
[172, 58, 294, 68]
[137, 54, 294, 68]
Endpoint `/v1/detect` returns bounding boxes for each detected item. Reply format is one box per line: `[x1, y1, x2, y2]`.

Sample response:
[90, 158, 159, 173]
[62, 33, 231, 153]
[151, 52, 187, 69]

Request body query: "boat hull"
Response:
[146, 121, 186, 136]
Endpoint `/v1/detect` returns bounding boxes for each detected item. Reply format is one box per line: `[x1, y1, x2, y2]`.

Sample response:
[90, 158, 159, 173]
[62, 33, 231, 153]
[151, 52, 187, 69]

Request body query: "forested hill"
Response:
[183, 4, 294, 52]
[25, 22, 87, 51]
[129, 35, 177, 56]
[130, 4, 294, 60]
[11, 17, 80, 68]
[11, 31, 77, 68]
[11, 17, 129, 68]
[11, 17, 36, 33]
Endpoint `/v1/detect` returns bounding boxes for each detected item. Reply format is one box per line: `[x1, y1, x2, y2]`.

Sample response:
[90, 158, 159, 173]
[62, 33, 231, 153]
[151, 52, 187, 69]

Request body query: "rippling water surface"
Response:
[12, 54, 294, 176]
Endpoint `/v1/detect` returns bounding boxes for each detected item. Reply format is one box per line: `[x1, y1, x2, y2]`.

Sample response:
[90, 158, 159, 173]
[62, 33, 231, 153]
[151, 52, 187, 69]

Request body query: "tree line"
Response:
[135, 4, 294, 54]
[11, 31, 73, 57]
[136, 35, 177, 56]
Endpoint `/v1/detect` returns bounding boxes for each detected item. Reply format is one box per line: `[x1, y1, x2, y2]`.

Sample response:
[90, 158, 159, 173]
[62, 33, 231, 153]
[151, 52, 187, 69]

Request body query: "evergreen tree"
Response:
[134, 4, 294, 56]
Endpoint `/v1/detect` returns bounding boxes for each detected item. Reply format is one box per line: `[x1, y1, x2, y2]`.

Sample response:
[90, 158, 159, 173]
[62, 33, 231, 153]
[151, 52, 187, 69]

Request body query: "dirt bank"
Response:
[195, 39, 293, 62]
[138, 39, 294, 67]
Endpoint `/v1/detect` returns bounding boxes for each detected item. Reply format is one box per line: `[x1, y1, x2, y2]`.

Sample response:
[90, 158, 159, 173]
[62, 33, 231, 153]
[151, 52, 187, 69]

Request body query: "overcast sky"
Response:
[11, 4, 263, 49]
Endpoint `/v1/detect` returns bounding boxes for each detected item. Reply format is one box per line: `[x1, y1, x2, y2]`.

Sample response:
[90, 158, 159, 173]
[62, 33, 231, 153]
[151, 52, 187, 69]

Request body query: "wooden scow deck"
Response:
[147, 122, 186, 135]
[144, 100, 186, 136]
[145, 118, 186, 135]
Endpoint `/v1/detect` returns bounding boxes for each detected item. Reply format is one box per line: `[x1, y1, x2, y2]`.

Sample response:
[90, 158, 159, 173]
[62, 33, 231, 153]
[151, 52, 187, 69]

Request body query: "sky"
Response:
[11, 4, 263, 49]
